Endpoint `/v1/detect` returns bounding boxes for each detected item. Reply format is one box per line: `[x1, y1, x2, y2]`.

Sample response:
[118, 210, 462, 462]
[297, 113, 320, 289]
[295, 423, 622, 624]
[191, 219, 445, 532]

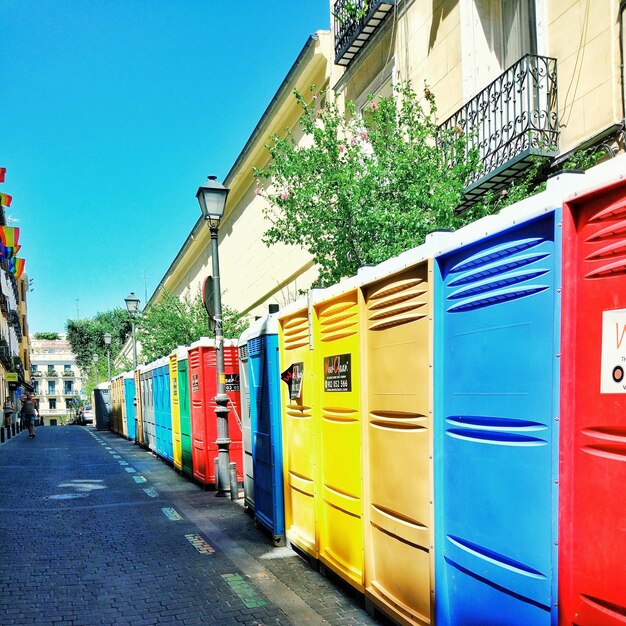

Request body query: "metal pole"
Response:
[106, 348, 111, 383]
[210, 225, 232, 497]
[131, 320, 138, 369]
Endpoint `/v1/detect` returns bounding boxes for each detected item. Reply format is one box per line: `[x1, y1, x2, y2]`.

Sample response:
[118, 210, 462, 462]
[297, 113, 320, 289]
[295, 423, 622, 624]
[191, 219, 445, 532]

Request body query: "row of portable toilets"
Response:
[96, 162, 626, 626]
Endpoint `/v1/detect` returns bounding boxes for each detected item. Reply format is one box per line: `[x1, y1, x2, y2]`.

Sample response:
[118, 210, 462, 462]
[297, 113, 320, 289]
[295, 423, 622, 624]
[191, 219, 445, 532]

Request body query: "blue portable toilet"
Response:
[238, 324, 254, 511]
[248, 305, 284, 544]
[432, 176, 576, 626]
[123, 372, 136, 441]
[153, 357, 173, 463]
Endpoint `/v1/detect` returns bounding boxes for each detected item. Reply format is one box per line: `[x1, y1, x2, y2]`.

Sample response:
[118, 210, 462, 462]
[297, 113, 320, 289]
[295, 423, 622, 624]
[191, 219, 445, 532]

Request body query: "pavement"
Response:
[0, 425, 386, 626]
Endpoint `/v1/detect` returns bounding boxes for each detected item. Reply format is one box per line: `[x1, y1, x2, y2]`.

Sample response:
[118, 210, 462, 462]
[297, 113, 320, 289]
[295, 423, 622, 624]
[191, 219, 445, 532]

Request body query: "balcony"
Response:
[334, 0, 395, 66]
[31, 370, 42, 377]
[62, 370, 75, 377]
[439, 54, 559, 212]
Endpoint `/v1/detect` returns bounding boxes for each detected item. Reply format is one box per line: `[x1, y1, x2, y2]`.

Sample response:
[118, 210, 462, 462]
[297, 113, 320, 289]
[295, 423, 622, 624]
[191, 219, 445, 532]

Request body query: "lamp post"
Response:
[124, 292, 140, 369]
[92, 353, 99, 385]
[103, 332, 112, 382]
[196, 175, 236, 499]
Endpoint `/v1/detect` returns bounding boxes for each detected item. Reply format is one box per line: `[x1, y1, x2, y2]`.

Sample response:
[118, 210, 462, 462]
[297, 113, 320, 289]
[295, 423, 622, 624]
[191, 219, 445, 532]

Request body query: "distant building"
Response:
[29, 333, 85, 420]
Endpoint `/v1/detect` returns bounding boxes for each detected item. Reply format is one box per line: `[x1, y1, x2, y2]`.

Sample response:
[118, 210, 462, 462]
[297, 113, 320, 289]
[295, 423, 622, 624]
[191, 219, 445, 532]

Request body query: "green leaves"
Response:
[135, 289, 248, 363]
[255, 82, 480, 287]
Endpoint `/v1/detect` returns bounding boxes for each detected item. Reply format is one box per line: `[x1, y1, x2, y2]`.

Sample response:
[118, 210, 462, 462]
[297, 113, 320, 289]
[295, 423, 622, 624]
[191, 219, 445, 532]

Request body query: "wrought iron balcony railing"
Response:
[334, 0, 395, 66]
[439, 54, 559, 210]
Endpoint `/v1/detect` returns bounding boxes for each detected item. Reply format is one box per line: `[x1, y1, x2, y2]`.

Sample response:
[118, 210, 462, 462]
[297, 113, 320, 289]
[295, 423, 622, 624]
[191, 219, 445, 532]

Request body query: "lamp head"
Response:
[196, 175, 229, 228]
[124, 292, 140, 318]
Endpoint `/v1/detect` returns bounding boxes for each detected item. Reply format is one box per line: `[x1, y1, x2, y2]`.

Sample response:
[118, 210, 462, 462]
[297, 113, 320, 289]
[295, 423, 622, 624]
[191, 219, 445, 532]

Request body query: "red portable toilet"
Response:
[560, 175, 626, 625]
[188, 337, 243, 488]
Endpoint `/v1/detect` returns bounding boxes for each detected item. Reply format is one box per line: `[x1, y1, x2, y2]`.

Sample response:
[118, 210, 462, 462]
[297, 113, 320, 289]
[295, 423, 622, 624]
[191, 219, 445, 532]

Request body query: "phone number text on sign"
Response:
[323, 353, 351, 393]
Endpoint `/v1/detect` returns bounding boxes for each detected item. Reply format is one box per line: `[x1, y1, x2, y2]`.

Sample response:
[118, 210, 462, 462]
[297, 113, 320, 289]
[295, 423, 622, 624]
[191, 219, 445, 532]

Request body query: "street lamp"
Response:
[103, 332, 112, 382]
[196, 175, 236, 499]
[124, 292, 140, 369]
[92, 353, 99, 385]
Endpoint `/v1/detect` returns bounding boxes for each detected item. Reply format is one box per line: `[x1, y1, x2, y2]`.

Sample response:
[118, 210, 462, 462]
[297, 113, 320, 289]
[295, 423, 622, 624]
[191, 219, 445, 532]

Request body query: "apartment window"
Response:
[49, 398, 56, 410]
[31, 365, 38, 373]
[461, 0, 537, 98]
[64, 364, 71, 373]
[48, 381, 55, 396]
[64, 381, 73, 394]
[65, 398, 74, 409]
[32, 381, 39, 394]
[47, 365, 55, 375]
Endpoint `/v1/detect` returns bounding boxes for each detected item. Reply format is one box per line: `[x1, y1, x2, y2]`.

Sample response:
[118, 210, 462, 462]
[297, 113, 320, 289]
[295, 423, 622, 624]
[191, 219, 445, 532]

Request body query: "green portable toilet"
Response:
[177, 346, 193, 477]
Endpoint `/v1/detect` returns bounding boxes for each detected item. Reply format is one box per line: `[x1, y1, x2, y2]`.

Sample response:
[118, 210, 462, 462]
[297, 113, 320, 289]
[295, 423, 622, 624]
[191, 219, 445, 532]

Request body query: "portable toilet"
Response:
[238, 324, 254, 510]
[312, 277, 364, 591]
[140, 361, 157, 453]
[559, 167, 626, 625]
[359, 237, 446, 626]
[169, 348, 183, 471]
[278, 297, 317, 558]
[248, 305, 285, 544]
[177, 347, 193, 477]
[94, 382, 111, 431]
[153, 356, 173, 463]
[433, 181, 571, 625]
[188, 337, 242, 488]
[110, 374, 124, 436]
[123, 371, 136, 441]
[134, 367, 144, 446]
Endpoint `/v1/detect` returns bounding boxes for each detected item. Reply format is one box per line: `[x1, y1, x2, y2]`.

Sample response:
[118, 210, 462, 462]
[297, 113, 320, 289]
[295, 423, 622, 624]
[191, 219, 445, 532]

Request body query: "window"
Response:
[49, 398, 56, 410]
[47, 365, 55, 375]
[461, 0, 537, 98]
[32, 381, 39, 394]
[48, 381, 55, 396]
[64, 381, 73, 395]
[65, 398, 74, 409]
[64, 364, 71, 372]
[31, 365, 38, 373]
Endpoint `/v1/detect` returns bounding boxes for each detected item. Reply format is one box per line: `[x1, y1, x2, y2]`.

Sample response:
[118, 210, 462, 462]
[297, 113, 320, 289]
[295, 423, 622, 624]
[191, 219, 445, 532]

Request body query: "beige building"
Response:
[30, 333, 85, 422]
[146, 0, 625, 326]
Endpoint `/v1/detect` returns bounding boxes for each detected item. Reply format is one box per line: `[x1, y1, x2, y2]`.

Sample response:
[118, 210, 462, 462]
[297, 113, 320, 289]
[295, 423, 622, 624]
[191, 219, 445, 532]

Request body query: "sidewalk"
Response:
[0, 425, 384, 626]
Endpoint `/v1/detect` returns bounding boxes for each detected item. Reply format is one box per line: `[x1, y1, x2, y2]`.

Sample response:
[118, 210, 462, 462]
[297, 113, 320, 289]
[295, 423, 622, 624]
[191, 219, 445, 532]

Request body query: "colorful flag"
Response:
[0, 226, 20, 248]
[11, 258, 25, 279]
[0, 193, 12, 207]
[0, 168, 5, 183]
[0, 244, 21, 261]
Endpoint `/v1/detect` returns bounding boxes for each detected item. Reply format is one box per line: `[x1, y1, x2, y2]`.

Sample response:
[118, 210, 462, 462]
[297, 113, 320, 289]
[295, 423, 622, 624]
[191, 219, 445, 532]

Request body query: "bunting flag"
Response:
[10, 258, 25, 279]
[0, 226, 20, 248]
[0, 168, 5, 183]
[0, 193, 12, 207]
[0, 243, 21, 261]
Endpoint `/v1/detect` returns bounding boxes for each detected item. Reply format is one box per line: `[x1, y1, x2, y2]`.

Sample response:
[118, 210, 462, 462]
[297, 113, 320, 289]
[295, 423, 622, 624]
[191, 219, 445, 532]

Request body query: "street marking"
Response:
[124, 467, 136, 473]
[162, 507, 182, 521]
[133, 476, 147, 484]
[143, 487, 159, 498]
[221, 574, 267, 608]
[185, 533, 214, 554]
[118, 461, 128, 465]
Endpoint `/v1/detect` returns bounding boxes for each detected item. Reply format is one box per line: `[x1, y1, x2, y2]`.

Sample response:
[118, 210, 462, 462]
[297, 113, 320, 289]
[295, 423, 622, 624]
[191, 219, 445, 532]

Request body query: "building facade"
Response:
[29, 334, 85, 422]
[142, 0, 624, 338]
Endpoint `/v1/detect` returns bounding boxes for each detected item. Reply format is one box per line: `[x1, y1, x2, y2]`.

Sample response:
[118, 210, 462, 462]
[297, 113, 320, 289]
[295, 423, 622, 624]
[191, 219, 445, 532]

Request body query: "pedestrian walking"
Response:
[21, 394, 37, 438]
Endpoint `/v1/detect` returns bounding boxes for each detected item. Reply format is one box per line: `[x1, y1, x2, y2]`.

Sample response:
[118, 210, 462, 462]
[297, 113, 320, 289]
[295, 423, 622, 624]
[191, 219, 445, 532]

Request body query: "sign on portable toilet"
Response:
[177, 348, 193, 477]
[278, 297, 318, 558]
[238, 324, 254, 511]
[123, 371, 136, 441]
[433, 172, 582, 626]
[559, 161, 626, 625]
[111, 374, 124, 436]
[360, 234, 447, 626]
[312, 276, 364, 591]
[248, 304, 285, 545]
[169, 349, 183, 471]
[188, 337, 243, 488]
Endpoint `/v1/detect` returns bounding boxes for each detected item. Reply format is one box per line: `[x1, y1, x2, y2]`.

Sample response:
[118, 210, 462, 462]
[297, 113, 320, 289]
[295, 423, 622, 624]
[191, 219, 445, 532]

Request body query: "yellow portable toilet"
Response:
[169, 348, 183, 471]
[278, 296, 318, 559]
[360, 236, 445, 626]
[312, 276, 364, 591]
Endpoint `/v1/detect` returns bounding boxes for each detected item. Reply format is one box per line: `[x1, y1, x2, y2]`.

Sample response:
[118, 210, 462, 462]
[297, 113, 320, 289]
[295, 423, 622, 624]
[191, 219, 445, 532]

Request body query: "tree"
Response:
[33, 332, 59, 340]
[135, 289, 248, 363]
[254, 82, 482, 287]
[66, 309, 132, 397]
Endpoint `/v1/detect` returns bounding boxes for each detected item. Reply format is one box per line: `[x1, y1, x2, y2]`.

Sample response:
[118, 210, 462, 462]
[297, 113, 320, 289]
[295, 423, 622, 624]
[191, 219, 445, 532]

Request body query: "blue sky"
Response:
[1, 1, 329, 332]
